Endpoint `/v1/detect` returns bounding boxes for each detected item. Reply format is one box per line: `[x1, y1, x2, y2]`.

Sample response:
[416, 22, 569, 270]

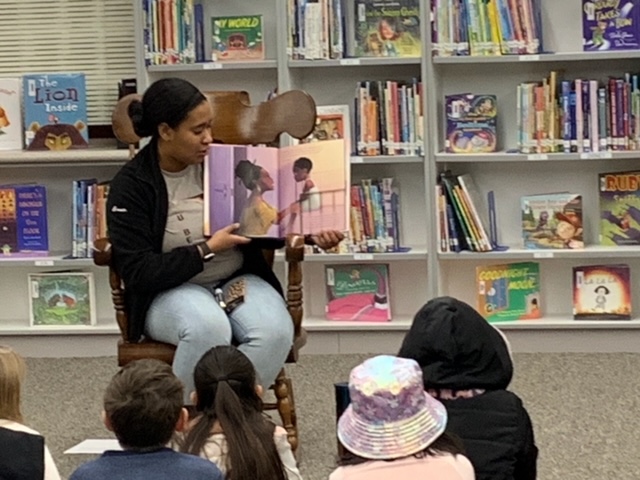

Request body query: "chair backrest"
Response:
[112, 89, 317, 147]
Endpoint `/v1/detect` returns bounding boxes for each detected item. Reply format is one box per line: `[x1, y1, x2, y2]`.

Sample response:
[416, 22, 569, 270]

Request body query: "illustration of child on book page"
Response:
[234, 159, 297, 237]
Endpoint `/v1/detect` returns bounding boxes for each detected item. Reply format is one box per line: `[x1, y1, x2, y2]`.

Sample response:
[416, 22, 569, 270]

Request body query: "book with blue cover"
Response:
[23, 73, 88, 150]
[0, 184, 48, 256]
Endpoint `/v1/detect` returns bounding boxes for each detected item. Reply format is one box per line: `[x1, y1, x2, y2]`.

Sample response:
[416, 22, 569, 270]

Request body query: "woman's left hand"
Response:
[311, 230, 345, 250]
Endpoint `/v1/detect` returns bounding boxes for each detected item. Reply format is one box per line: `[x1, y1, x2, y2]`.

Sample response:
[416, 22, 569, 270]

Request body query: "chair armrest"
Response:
[284, 235, 305, 346]
[93, 238, 113, 267]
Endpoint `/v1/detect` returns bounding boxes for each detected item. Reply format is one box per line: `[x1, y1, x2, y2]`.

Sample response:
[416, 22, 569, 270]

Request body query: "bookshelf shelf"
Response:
[304, 317, 412, 331]
[351, 155, 423, 165]
[0, 148, 129, 167]
[0, 323, 119, 336]
[303, 316, 640, 332]
[275, 249, 428, 263]
[288, 57, 421, 68]
[0, 254, 95, 268]
[147, 61, 278, 72]
[433, 50, 640, 65]
[438, 246, 640, 261]
[435, 151, 640, 163]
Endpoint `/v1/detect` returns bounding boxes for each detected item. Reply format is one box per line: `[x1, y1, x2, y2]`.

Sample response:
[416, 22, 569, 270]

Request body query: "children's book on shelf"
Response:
[28, 272, 96, 327]
[476, 261, 541, 322]
[521, 193, 584, 249]
[432, 0, 542, 57]
[72, 179, 110, 259]
[583, 0, 640, 51]
[350, 177, 402, 253]
[355, 79, 423, 156]
[438, 171, 492, 252]
[325, 263, 391, 321]
[0, 184, 48, 256]
[204, 139, 348, 239]
[143, 0, 197, 65]
[289, 0, 346, 60]
[0, 78, 22, 150]
[599, 170, 640, 245]
[301, 105, 351, 149]
[353, 0, 421, 57]
[445, 94, 497, 153]
[573, 264, 631, 320]
[22, 73, 88, 151]
[211, 15, 264, 62]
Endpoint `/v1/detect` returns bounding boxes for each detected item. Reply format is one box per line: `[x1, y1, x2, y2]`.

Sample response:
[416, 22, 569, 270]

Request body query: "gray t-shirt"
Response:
[161, 164, 243, 286]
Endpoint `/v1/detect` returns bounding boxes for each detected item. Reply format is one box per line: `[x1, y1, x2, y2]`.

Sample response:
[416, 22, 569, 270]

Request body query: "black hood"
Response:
[398, 296, 513, 390]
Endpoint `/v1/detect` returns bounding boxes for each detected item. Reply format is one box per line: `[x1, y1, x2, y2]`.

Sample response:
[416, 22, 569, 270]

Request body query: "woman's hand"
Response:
[310, 230, 344, 250]
[207, 223, 251, 252]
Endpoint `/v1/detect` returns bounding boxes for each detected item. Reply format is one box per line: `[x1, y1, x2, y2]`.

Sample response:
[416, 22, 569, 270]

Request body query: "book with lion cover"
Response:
[22, 73, 88, 151]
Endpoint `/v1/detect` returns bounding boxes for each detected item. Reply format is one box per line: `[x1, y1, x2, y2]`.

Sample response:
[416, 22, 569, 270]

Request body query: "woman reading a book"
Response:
[107, 78, 343, 402]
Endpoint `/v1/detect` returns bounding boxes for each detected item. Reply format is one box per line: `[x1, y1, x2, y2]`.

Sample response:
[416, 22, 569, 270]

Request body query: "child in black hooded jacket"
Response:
[398, 296, 538, 480]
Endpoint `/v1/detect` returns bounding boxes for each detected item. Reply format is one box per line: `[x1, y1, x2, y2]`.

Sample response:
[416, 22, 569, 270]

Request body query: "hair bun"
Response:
[128, 100, 153, 138]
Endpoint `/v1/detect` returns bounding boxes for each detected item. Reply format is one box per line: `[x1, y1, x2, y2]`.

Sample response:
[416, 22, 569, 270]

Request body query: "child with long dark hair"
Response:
[179, 346, 302, 480]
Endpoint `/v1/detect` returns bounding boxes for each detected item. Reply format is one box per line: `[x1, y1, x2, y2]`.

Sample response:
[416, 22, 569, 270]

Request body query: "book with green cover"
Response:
[28, 272, 96, 327]
[211, 15, 264, 62]
[476, 262, 541, 322]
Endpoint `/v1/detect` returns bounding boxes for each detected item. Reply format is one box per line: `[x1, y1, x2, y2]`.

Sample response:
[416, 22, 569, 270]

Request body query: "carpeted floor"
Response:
[20, 353, 640, 479]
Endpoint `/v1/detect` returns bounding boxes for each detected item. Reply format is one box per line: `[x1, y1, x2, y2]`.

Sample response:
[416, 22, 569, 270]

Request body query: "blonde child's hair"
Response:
[0, 345, 26, 423]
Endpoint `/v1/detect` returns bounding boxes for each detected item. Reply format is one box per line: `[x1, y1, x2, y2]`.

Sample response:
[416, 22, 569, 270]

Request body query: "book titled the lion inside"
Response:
[28, 272, 96, 327]
[22, 73, 88, 151]
[476, 262, 541, 323]
[325, 264, 391, 322]
[573, 264, 631, 320]
[204, 139, 348, 241]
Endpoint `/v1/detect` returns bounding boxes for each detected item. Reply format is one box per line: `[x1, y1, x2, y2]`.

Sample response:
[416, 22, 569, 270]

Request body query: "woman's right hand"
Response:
[207, 223, 251, 252]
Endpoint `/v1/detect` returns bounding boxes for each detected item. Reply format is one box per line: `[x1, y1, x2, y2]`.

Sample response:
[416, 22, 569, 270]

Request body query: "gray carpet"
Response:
[20, 353, 640, 479]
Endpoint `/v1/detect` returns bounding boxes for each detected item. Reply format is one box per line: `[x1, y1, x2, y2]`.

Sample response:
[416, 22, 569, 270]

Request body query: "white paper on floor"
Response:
[65, 439, 122, 454]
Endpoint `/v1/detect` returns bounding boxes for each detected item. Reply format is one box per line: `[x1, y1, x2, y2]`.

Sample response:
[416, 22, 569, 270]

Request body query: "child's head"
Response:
[0, 345, 26, 423]
[378, 18, 399, 40]
[595, 286, 610, 295]
[337, 355, 460, 463]
[181, 346, 286, 480]
[399, 296, 513, 390]
[293, 156, 313, 182]
[103, 359, 187, 451]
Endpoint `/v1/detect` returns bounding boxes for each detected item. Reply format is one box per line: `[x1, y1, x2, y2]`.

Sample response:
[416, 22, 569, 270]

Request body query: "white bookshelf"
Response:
[8, 0, 640, 355]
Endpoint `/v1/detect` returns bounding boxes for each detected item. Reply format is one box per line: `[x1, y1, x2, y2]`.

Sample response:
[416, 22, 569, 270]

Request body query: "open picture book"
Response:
[204, 139, 349, 239]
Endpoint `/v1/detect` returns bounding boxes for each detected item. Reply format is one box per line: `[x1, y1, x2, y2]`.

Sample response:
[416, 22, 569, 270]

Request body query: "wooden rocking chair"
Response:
[94, 89, 318, 454]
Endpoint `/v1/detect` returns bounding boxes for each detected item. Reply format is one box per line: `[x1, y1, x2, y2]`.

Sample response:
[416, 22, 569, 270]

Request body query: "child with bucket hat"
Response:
[330, 355, 475, 480]
[398, 297, 538, 480]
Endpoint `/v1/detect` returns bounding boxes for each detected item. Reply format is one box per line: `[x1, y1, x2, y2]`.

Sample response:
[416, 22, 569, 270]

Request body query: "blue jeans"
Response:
[145, 274, 293, 403]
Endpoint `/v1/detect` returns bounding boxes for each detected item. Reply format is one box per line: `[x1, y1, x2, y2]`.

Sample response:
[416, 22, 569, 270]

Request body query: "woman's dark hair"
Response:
[128, 78, 206, 138]
[235, 160, 262, 190]
[293, 156, 313, 172]
[179, 346, 286, 480]
[337, 431, 465, 467]
[595, 286, 610, 294]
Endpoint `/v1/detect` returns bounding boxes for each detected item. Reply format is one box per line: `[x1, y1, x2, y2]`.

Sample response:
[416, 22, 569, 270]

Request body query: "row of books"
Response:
[350, 179, 401, 253]
[288, 0, 422, 60]
[432, 0, 543, 57]
[516, 73, 640, 154]
[72, 180, 110, 259]
[0, 74, 88, 151]
[438, 169, 640, 253]
[477, 262, 632, 322]
[355, 79, 424, 156]
[142, 0, 198, 65]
